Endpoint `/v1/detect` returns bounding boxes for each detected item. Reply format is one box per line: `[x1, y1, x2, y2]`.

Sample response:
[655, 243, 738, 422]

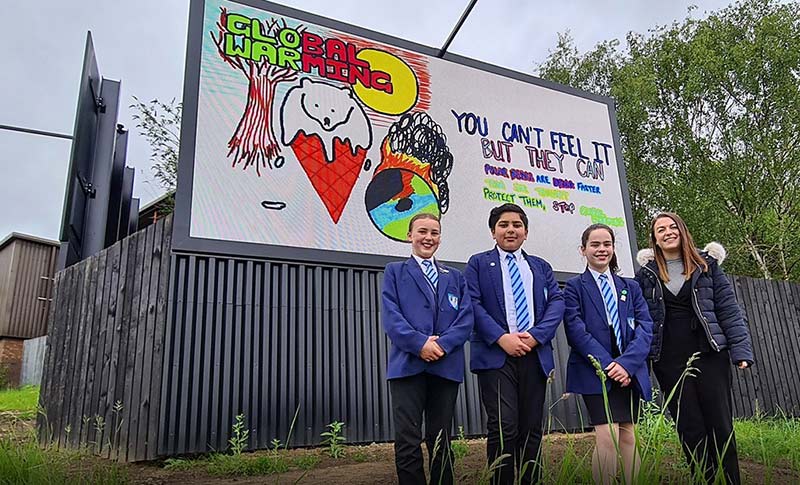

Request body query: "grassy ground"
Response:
[1, 386, 799, 484]
[0, 386, 39, 419]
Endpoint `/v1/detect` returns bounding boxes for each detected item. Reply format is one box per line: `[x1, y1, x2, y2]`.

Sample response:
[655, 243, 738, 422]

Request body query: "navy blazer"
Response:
[563, 270, 653, 400]
[381, 258, 474, 382]
[464, 249, 565, 377]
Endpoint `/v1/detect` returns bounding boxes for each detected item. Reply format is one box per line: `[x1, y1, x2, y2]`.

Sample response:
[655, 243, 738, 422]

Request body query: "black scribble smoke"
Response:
[386, 112, 454, 213]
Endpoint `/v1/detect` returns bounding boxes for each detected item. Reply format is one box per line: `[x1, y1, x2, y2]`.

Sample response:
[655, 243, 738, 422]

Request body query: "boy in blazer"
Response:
[382, 213, 473, 485]
[464, 203, 565, 485]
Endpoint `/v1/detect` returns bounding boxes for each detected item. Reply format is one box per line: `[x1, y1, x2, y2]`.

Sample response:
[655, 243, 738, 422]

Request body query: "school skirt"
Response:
[582, 383, 641, 426]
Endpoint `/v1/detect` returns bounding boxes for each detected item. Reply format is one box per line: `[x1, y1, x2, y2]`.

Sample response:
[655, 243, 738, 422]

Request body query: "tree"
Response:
[538, 0, 800, 281]
[211, 8, 300, 176]
[130, 95, 181, 194]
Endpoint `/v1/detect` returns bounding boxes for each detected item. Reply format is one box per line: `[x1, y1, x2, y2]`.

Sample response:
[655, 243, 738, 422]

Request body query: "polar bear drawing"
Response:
[281, 78, 372, 163]
[279, 78, 373, 223]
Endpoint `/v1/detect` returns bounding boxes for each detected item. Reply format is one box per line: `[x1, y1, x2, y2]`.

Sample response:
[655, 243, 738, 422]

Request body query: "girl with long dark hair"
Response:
[564, 224, 653, 484]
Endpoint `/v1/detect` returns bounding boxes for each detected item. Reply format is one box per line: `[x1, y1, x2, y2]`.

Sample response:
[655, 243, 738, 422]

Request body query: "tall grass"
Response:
[0, 433, 129, 485]
[532, 352, 799, 484]
[735, 411, 800, 472]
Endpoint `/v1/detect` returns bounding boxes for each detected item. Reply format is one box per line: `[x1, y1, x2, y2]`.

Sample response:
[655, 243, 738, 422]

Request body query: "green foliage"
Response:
[0, 386, 39, 418]
[130, 96, 182, 197]
[161, 451, 321, 477]
[162, 457, 193, 471]
[320, 420, 346, 459]
[548, 435, 594, 484]
[0, 434, 129, 485]
[228, 414, 250, 455]
[293, 453, 321, 470]
[450, 425, 469, 465]
[269, 437, 282, 454]
[350, 448, 371, 463]
[538, 0, 800, 281]
[735, 413, 800, 472]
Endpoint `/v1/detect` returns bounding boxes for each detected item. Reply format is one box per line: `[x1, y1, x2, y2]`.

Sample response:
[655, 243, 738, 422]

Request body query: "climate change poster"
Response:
[184, 0, 635, 275]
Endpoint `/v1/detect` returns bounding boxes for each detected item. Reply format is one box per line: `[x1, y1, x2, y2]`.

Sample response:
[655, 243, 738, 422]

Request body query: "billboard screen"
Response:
[174, 0, 637, 275]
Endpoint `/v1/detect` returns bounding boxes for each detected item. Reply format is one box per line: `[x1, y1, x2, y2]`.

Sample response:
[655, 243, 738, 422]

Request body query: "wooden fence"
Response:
[38, 216, 171, 461]
[37, 215, 800, 461]
[729, 277, 800, 417]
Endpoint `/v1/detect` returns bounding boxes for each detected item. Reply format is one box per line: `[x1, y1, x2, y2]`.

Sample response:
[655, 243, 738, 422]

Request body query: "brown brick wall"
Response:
[0, 337, 23, 388]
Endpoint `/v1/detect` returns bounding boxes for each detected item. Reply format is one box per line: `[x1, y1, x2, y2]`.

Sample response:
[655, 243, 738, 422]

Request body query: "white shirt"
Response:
[589, 267, 617, 327]
[412, 254, 438, 291]
[497, 247, 535, 332]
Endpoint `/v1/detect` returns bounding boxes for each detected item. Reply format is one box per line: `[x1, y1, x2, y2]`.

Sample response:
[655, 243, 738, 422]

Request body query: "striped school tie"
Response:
[506, 254, 531, 332]
[599, 274, 623, 352]
[421, 260, 438, 291]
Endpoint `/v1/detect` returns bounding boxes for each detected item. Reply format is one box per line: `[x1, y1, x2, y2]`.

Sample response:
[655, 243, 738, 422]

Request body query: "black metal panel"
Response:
[106, 127, 128, 247]
[158, 255, 587, 455]
[57, 33, 101, 269]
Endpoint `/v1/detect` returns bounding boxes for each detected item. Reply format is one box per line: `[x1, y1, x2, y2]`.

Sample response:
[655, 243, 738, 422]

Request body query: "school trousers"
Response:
[477, 351, 547, 485]
[390, 372, 460, 485]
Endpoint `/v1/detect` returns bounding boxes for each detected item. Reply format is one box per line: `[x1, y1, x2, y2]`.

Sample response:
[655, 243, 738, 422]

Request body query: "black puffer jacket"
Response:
[634, 243, 754, 365]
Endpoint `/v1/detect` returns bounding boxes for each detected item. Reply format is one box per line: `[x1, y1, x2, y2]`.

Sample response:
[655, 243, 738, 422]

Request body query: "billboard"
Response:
[174, 0, 637, 275]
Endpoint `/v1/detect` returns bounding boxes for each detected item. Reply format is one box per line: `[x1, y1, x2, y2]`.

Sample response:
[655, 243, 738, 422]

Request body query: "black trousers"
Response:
[390, 373, 460, 485]
[654, 350, 741, 485]
[477, 351, 547, 485]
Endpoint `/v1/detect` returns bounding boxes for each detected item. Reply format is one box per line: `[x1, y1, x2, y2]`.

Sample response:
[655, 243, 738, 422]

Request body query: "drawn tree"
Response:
[211, 8, 300, 176]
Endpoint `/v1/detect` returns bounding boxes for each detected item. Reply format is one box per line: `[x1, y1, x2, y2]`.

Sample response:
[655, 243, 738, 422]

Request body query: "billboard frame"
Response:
[172, 0, 638, 277]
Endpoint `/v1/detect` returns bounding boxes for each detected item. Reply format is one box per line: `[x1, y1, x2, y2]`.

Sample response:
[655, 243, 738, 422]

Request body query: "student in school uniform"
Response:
[563, 223, 653, 484]
[464, 203, 565, 485]
[381, 212, 474, 485]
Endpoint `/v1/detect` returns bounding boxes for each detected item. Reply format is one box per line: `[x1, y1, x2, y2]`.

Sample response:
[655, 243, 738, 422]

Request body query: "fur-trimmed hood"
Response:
[636, 242, 726, 266]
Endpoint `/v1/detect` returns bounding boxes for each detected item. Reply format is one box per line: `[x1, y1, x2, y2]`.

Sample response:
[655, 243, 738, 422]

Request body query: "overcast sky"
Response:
[0, 0, 735, 241]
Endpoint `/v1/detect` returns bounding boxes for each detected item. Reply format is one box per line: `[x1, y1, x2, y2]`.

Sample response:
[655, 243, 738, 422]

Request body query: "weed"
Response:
[320, 420, 346, 458]
[228, 413, 250, 455]
[293, 453, 321, 470]
[93, 414, 106, 453]
[350, 447, 371, 462]
[163, 457, 194, 471]
[110, 400, 124, 452]
[270, 437, 282, 454]
[450, 425, 469, 463]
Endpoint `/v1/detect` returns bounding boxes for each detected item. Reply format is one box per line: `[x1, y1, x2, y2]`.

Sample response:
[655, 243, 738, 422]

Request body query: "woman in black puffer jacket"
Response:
[635, 212, 753, 485]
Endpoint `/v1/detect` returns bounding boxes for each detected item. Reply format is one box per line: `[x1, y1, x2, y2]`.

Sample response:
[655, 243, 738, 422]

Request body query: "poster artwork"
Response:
[189, 0, 634, 274]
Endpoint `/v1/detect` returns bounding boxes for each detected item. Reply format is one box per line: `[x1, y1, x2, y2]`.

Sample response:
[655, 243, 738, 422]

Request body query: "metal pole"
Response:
[0, 124, 72, 140]
[437, 0, 478, 58]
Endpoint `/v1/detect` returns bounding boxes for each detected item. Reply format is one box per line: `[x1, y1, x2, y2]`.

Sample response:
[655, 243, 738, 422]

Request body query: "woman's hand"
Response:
[737, 361, 749, 369]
